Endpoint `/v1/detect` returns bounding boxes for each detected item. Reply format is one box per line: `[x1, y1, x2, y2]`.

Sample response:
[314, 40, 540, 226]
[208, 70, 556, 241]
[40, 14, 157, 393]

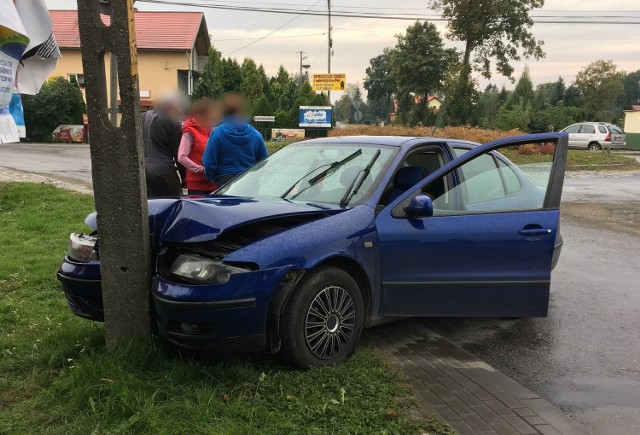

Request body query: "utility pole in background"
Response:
[327, 0, 332, 104]
[297, 51, 308, 85]
[77, 0, 152, 350]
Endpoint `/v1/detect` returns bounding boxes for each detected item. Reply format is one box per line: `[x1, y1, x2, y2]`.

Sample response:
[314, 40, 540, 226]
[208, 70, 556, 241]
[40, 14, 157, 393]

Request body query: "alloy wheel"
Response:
[304, 285, 356, 359]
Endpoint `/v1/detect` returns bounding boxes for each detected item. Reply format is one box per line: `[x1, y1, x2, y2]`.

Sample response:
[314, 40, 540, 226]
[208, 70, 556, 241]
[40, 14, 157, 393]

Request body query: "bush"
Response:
[22, 76, 86, 142]
[329, 125, 524, 144]
[516, 142, 556, 155]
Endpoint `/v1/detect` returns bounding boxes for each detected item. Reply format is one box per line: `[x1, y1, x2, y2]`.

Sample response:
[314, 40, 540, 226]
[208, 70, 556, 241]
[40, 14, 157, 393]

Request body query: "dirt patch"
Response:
[0, 168, 92, 195]
[562, 202, 640, 238]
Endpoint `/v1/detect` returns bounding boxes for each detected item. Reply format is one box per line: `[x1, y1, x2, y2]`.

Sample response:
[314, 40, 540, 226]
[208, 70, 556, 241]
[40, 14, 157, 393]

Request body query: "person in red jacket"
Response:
[178, 98, 221, 195]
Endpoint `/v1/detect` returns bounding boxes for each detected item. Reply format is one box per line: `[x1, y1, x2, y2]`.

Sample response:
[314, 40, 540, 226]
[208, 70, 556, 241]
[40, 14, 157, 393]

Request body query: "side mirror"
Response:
[405, 195, 433, 218]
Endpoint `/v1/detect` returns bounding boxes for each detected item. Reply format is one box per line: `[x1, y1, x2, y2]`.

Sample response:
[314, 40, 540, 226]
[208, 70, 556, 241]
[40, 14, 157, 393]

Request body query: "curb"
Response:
[364, 320, 588, 435]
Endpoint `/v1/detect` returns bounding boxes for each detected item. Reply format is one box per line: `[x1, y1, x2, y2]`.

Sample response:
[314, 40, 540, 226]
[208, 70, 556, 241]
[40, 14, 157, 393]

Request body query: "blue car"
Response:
[58, 133, 568, 367]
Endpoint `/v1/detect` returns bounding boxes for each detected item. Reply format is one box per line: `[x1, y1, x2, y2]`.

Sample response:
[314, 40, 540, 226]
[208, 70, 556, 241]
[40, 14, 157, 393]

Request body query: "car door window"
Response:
[580, 125, 595, 134]
[428, 145, 554, 215]
[564, 125, 580, 133]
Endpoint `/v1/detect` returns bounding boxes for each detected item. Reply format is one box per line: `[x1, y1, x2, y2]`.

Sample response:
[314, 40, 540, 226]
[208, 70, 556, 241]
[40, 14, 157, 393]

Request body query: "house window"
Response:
[69, 74, 85, 89]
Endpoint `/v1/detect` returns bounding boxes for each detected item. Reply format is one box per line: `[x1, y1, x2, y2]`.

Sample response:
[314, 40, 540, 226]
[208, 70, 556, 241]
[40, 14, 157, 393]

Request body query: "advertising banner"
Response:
[52, 125, 85, 143]
[9, 92, 25, 138]
[299, 106, 332, 128]
[271, 128, 305, 141]
[312, 74, 346, 92]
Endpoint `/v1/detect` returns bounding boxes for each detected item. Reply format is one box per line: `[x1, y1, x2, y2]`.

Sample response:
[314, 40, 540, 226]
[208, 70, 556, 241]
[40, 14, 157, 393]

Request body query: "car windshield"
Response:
[217, 143, 397, 206]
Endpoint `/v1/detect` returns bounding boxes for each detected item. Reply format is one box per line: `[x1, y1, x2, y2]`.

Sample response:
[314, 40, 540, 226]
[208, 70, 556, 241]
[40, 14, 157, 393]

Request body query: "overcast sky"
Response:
[47, 0, 639, 99]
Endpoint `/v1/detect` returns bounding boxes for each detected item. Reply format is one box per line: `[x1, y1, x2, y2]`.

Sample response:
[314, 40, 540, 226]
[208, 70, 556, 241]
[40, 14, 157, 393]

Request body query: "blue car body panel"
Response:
[58, 133, 568, 350]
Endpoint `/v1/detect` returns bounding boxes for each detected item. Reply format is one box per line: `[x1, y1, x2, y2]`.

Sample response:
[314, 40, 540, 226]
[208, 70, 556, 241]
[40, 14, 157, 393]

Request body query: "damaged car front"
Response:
[57, 141, 399, 364]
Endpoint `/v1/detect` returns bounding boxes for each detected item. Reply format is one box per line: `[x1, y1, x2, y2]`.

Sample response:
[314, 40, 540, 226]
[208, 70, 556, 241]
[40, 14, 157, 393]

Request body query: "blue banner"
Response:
[9, 92, 25, 138]
[299, 106, 332, 128]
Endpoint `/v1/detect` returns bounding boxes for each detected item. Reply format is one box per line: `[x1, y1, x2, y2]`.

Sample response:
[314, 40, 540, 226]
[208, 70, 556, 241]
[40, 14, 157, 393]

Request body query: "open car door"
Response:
[375, 133, 568, 318]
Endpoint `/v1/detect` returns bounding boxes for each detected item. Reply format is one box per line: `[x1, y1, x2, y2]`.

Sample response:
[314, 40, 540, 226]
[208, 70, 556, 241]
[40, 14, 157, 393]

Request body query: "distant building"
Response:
[624, 109, 640, 150]
[390, 95, 442, 122]
[49, 10, 211, 111]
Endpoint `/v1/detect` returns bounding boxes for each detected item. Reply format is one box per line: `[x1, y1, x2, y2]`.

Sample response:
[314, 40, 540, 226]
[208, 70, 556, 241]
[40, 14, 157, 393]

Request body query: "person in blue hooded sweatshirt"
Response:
[202, 93, 268, 186]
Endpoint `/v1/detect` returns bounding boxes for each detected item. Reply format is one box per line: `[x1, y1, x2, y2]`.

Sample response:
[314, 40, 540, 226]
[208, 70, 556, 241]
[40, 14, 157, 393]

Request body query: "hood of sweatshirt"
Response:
[218, 116, 255, 145]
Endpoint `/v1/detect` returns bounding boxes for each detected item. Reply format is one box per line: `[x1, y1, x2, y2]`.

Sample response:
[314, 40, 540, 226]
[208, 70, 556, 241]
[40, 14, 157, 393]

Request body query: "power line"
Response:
[225, 0, 322, 55]
[137, 0, 640, 24]
[213, 31, 325, 42]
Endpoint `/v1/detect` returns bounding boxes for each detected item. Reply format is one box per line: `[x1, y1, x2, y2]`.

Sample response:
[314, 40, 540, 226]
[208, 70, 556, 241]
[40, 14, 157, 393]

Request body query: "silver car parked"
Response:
[562, 122, 626, 150]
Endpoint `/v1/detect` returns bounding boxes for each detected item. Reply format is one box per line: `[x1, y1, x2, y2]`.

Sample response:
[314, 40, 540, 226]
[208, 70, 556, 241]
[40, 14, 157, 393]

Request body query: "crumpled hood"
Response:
[85, 196, 343, 244]
[218, 118, 254, 145]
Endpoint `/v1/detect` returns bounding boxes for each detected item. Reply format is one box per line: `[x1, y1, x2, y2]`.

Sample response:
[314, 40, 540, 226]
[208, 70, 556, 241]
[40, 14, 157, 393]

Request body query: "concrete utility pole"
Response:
[297, 51, 306, 85]
[77, 0, 152, 349]
[327, 0, 332, 103]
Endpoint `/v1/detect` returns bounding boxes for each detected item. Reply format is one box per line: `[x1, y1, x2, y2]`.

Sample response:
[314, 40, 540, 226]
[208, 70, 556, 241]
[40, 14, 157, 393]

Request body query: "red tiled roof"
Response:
[50, 10, 207, 51]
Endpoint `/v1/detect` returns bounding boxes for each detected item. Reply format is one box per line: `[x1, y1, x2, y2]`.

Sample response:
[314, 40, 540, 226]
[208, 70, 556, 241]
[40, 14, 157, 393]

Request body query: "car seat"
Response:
[383, 166, 429, 205]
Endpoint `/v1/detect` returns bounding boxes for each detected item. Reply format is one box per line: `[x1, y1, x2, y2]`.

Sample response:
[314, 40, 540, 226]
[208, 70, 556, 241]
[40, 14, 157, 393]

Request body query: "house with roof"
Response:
[389, 96, 442, 122]
[49, 10, 211, 110]
[624, 108, 640, 150]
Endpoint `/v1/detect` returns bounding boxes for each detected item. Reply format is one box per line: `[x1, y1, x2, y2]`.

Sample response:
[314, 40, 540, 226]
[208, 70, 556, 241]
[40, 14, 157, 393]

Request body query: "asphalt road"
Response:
[0, 143, 92, 188]
[2, 142, 639, 433]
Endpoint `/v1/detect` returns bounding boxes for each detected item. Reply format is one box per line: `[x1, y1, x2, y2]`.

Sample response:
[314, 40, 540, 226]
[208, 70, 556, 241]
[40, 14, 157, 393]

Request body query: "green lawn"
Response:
[0, 183, 451, 434]
[501, 148, 640, 170]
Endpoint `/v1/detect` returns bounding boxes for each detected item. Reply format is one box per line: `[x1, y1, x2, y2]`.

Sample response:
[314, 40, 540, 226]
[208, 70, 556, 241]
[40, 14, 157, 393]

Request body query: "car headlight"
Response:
[169, 254, 248, 285]
[68, 233, 98, 263]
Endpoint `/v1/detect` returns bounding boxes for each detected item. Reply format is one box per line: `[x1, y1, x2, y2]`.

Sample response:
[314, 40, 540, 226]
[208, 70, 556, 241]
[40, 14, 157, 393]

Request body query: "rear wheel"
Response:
[279, 267, 364, 368]
[588, 142, 602, 151]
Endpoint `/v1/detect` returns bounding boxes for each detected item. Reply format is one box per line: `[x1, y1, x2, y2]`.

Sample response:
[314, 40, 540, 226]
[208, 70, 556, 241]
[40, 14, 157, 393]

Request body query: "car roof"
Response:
[300, 135, 480, 148]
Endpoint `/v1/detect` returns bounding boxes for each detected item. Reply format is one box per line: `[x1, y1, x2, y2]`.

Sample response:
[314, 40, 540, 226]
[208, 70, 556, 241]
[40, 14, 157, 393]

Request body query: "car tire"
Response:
[588, 142, 602, 151]
[279, 266, 364, 368]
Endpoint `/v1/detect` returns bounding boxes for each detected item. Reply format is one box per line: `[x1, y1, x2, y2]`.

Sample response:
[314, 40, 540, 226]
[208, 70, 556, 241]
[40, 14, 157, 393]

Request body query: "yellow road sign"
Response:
[312, 73, 347, 91]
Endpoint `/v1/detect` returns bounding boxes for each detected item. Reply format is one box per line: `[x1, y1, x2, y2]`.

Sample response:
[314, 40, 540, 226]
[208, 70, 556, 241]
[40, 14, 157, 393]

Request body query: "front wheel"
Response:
[279, 267, 364, 368]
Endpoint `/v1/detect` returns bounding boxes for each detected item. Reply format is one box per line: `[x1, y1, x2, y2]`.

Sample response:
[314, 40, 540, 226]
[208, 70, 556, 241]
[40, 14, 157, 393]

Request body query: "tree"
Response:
[575, 60, 624, 120]
[622, 70, 640, 109]
[429, 0, 545, 80]
[252, 94, 274, 117]
[22, 76, 86, 142]
[563, 85, 582, 108]
[364, 50, 395, 121]
[441, 60, 478, 125]
[505, 67, 534, 109]
[392, 21, 455, 124]
[550, 77, 566, 106]
[239, 58, 264, 106]
[335, 84, 367, 123]
[191, 47, 222, 100]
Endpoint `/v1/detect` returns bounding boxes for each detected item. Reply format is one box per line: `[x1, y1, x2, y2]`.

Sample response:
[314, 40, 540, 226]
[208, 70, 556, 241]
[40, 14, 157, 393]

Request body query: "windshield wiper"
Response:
[339, 149, 382, 207]
[280, 149, 363, 200]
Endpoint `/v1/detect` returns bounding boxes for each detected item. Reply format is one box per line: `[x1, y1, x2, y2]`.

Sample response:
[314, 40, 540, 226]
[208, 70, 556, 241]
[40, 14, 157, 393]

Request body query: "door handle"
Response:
[518, 228, 553, 237]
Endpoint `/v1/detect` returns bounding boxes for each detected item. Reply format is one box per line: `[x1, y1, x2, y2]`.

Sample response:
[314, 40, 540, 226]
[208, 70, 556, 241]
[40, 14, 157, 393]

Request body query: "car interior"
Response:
[378, 145, 449, 212]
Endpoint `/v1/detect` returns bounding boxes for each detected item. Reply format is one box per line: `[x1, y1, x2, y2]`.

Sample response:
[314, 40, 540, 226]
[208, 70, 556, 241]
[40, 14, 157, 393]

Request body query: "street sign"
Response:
[353, 110, 363, 123]
[254, 115, 275, 122]
[312, 73, 347, 92]
[352, 100, 362, 110]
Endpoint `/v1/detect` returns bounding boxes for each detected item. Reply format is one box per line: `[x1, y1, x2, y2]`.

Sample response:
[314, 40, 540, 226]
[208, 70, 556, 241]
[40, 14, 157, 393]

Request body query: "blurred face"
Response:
[163, 104, 182, 122]
[197, 105, 221, 128]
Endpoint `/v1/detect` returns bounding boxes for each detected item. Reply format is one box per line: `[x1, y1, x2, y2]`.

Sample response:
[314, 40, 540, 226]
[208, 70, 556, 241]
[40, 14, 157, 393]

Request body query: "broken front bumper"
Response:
[58, 256, 104, 321]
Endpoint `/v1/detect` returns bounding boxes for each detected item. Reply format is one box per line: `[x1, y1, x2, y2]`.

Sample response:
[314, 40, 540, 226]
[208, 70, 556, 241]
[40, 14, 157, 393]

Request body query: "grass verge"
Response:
[0, 182, 451, 434]
[501, 149, 640, 170]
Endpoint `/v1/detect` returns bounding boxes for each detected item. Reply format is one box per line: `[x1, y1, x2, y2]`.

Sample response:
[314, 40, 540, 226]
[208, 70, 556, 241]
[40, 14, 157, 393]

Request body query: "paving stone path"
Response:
[364, 320, 588, 435]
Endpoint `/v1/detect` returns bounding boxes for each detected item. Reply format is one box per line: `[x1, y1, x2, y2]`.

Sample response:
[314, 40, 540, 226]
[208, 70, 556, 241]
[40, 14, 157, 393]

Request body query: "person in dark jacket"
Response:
[142, 92, 187, 197]
[202, 94, 268, 185]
